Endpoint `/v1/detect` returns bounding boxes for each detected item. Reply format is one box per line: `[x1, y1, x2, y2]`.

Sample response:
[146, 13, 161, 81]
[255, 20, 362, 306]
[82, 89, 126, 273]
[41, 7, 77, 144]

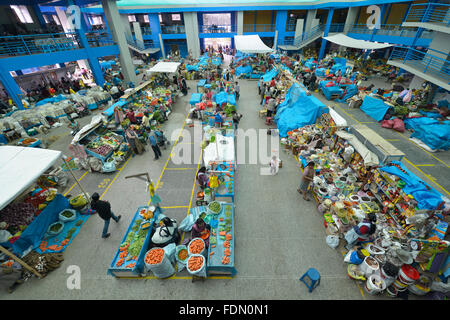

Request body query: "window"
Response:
[171, 14, 181, 21]
[10, 5, 34, 24]
[143, 15, 150, 23]
[159, 14, 162, 23]
[128, 15, 136, 22]
[91, 15, 103, 25]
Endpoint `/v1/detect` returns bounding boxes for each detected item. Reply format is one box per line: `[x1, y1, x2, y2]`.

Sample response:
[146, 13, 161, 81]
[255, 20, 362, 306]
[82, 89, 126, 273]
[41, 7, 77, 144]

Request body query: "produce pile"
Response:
[87, 143, 113, 157]
[0, 202, 36, 234]
[145, 248, 164, 265]
[115, 218, 150, 268]
[22, 250, 64, 280]
[208, 201, 221, 214]
[189, 239, 205, 254]
[209, 204, 233, 265]
[178, 248, 188, 261]
[187, 255, 204, 271]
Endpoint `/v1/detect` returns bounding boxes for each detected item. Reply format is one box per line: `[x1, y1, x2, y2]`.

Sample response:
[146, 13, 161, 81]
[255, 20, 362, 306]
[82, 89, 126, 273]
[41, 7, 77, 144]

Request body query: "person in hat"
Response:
[344, 213, 377, 250]
[90, 192, 121, 239]
[191, 218, 211, 248]
[297, 161, 315, 201]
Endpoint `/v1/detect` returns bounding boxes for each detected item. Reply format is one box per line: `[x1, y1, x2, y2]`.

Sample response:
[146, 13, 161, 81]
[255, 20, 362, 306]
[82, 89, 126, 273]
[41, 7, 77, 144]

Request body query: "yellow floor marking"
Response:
[385, 139, 400, 142]
[63, 170, 89, 196]
[161, 206, 189, 209]
[415, 164, 436, 167]
[404, 158, 450, 196]
[165, 168, 195, 170]
[360, 122, 375, 124]
[100, 156, 133, 200]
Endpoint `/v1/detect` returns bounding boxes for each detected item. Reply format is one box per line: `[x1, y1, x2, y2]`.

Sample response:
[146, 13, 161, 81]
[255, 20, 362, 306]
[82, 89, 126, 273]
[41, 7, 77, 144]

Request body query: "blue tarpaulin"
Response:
[333, 57, 346, 66]
[186, 64, 199, 71]
[360, 95, 391, 122]
[214, 92, 236, 106]
[330, 63, 348, 74]
[380, 161, 444, 210]
[274, 83, 328, 137]
[404, 117, 450, 151]
[102, 99, 128, 118]
[189, 93, 203, 105]
[100, 60, 116, 70]
[1, 194, 70, 256]
[336, 84, 359, 102]
[315, 68, 326, 77]
[35, 94, 67, 107]
[262, 67, 278, 82]
[319, 81, 344, 100]
[236, 65, 253, 77]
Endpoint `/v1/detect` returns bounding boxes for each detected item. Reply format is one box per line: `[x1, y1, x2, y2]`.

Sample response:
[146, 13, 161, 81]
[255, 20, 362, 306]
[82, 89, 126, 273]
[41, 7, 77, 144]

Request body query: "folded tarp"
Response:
[236, 65, 253, 77]
[262, 67, 278, 82]
[360, 95, 391, 122]
[274, 82, 328, 137]
[1, 194, 70, 256]
[380, 161, 444, 210]
[335, 130, 379, 166]
[102, 99, 128, 118]
[419, 110, 444, 119]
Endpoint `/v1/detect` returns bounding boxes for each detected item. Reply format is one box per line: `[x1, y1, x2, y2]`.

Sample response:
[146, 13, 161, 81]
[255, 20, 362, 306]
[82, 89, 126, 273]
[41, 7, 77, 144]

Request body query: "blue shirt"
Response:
[215, 114, 223, 123]
[149, 134, 157, 146]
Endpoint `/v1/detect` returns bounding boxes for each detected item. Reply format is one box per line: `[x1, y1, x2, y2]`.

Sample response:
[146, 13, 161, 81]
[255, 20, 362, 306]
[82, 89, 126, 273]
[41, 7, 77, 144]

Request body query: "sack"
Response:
[179, 210, 200, 232]
[392, 118, 405, 132]
[186, 254, 207, 278]
[163, 243, 176, 264]
[144, 248, 175, 278]
[381, 119, 394, 129]
[326, 235, 339, 249]
[175, 245, 188, 272]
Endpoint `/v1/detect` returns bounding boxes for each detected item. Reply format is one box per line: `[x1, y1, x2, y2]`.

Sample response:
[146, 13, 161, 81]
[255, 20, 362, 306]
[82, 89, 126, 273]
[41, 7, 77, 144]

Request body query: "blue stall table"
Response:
[215, 170, 234, 202]
[108, 206, 159, 278]
[190, 202, 236, 276]
[190, 93, 203, 106]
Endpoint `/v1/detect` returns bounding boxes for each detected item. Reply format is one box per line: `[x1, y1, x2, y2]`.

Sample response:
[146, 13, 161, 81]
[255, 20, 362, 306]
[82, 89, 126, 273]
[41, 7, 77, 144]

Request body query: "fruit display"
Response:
[87, 144, 113, 157]
[208, 201, 221, 214]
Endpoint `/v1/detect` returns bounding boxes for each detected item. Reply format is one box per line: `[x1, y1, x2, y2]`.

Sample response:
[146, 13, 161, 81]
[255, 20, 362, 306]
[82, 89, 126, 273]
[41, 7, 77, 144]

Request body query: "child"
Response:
[270, 156, 279, 175]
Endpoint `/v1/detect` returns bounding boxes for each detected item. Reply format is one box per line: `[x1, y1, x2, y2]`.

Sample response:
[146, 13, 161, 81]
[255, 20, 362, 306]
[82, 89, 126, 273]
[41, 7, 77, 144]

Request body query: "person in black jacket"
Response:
[91, 193, 121, 238]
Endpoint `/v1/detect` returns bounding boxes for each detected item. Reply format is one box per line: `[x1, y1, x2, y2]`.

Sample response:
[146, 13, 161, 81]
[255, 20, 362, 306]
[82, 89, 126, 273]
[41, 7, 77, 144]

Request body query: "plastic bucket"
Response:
[188, 238, 206, 256]
[144, 248, 175, 278]
[360, 256, 379, 277]
[392, 279, 409, 291]
[380, 265, 396, 287]
[398, 265, 419, 284]
[385, 285, 398, 297]
[365, 274, 386, 294]
[186, 254, 207, 277]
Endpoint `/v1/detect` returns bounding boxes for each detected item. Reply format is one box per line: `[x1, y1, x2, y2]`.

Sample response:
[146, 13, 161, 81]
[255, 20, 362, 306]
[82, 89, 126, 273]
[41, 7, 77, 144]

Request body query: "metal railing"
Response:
[140, 26, 152, 35]
[389, 46, 450, 83]
[161, 25, 185, 34]
[328, 23, 344, 33]
[347, 23, 433, 39]
[243, 24, 275, 33]
[199, 25, 236, 33]
[404, 3, 450, 27]
[284, 24, 324, 47]
[286, 24, 296, 32]
[85, 29, 115, 47]
[0, 32, 82, 57]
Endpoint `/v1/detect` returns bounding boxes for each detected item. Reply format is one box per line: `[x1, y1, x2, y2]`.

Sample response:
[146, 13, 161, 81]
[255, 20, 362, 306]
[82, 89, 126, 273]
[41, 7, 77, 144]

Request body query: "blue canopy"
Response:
[274, 83, 328, 137]
[262, 67, 278, 82]
[380, 161, 444, 210]
[360, 95, 391, 122]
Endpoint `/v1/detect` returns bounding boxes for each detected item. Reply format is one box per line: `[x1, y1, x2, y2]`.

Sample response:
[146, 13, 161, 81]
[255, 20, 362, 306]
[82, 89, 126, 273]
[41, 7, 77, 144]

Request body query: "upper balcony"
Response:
[199, 25, 237, 34]
[402, 3, 450, 34]
[161, 25, 185, 34]
[388, 46, 450, 91]
[243, 24, 275, 33]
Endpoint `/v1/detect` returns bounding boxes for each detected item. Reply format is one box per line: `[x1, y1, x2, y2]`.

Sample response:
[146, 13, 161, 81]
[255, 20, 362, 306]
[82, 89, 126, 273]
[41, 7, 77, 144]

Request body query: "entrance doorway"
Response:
[203, 38, 231, 52]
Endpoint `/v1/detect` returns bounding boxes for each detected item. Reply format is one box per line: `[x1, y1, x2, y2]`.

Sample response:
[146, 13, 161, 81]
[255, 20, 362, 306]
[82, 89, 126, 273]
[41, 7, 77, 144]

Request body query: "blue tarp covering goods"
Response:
[236, 65, 253, 77]
[360, 96, 391, 122]
[380, 161, 444, 210]
[262, 67, 278, 82]
[214, 92, 236, 106]
[319, 81, 343, 100]
[274, 82, 328, 137]
[404, 117, 450, 151]
[186, 53, 222, 71]
[336, 85, 359, 102]
[35, 94, 67, 107]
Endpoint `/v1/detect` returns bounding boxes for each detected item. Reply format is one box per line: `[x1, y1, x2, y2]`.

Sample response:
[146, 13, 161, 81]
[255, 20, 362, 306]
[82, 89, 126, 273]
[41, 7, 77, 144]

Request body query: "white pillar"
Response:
[305, 9, 317, 33]
[295, 19, 304, 40]
[273, 30, 278, 50]
[101, 0, 137, 85]
[121, 14, 133, 43]
[133, 21, 144, 49]
[184, 12, 201, 58]
[312, 18, 320, 30]
[159, 33, 165, 59]
[344, 7, 359, 33]
[237, 11, 244, 35]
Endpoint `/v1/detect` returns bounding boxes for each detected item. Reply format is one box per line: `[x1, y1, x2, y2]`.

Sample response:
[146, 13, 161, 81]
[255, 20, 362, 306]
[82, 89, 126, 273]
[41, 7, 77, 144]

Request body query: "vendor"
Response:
[125, 127, 145, 155]
[344, 213, 377, 250]
[141, 112, 150, 129]
[126, 110, 138, 124]
[150, 217, 180, 248]
[191, 218, 211, 248]
[196, 166, 209, 189]
[297, 161, 315, 201]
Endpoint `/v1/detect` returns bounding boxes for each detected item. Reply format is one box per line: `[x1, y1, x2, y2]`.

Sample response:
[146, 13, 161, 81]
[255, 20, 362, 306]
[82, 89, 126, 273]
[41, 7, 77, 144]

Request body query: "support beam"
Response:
[344, 7, 358, 33]
[133, 21, 144, 50]
[0, 66, 24, 109]
[295, 19, 304, 40]
[101, 0, 137, 85]
[304, 9, 317, 34]
[184, 12, 201, 58]
[318, 8, 334, 60]
[237, 11, 243, 35]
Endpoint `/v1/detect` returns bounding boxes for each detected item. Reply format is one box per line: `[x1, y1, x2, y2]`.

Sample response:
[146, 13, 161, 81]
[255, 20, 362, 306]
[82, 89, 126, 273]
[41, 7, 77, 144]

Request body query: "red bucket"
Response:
[399, 265, 419, 283]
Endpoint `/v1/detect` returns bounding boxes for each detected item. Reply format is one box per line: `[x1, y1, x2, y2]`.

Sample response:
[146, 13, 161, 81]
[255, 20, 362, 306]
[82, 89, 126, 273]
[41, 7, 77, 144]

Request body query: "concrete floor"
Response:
[1, 68, 448, 300]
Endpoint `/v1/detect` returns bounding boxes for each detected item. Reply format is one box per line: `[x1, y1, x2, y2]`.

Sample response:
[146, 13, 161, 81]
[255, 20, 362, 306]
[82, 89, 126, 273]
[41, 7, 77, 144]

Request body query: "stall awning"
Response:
[71, 115, 104, 144]
[323, 34, 393, 50]
[147, 61, 181, 73]
[335, 131, 379, 167]
[0, 146, 62, 210]
[234, 35, 274, 54]
[328, 107, 348, 127]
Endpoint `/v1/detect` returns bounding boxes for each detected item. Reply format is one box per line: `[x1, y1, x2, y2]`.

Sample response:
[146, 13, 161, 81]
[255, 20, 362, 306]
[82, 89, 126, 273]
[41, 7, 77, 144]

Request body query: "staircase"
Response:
[282, 24, 324, 50]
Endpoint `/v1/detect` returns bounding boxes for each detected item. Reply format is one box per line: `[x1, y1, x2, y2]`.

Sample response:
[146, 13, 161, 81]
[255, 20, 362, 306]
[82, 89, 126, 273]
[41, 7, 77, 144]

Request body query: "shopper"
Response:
[231, 111, 242, 130]
[270, 155, 279, 175]
[196, 166, 209, 190]
[266, 97, 276, 118]
[90, 192, 121, 239]
[344, 213, 377, 250]
[234, 81, 240, 101]
[297, 161, 315, 201]
[148, 129, 162, 160]
[125, 127, 144, 155]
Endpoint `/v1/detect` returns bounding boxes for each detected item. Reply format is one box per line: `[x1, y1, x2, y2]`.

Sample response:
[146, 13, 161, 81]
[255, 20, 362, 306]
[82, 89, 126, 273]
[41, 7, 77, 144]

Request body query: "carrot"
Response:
[178, 249, 188, 260]
[211, 245, 216, 248]
[219, 231, 226, 236]
[221, 256, 229, 265]
[224, 240, 231, 248]
[145, 248, 164, 265]
[209, 251, 215, 256]
[219, 218, 224, 221]
[225, 233, 232, 240]
[116, 258, 125, 266]
[188, 256, 204, 271]
[47, 245, 59, 250]
[224, 248, 231, 256]
[189, 239, 204, 254]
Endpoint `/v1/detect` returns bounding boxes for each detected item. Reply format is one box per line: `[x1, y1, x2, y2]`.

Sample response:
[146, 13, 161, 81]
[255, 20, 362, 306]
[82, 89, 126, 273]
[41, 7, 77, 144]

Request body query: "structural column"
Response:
[0, 66, 24, 109]
[294, 19, 304, 42]
[121, 14, 133, 43]
[344, 7, 359, 33]
[237, 11, 243, 35]
[133, 22, 144, 49]
[184, 12, 201, 58]
[304, 9, 317, 35]
[318, 8, 334, 60]
[274, 10, 288, 49]
[147, 13, 163, 58]
[101, 0, 137, 85]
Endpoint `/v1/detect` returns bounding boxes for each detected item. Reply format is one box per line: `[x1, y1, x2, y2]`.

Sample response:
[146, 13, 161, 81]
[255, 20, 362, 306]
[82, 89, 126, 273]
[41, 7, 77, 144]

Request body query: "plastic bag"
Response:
[163, 243, 176, 264]
[179, 211, 200, 232]
[381, 119, 394, 129]
[392, 118, 405, 132]
[326, 235, 339, 249]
